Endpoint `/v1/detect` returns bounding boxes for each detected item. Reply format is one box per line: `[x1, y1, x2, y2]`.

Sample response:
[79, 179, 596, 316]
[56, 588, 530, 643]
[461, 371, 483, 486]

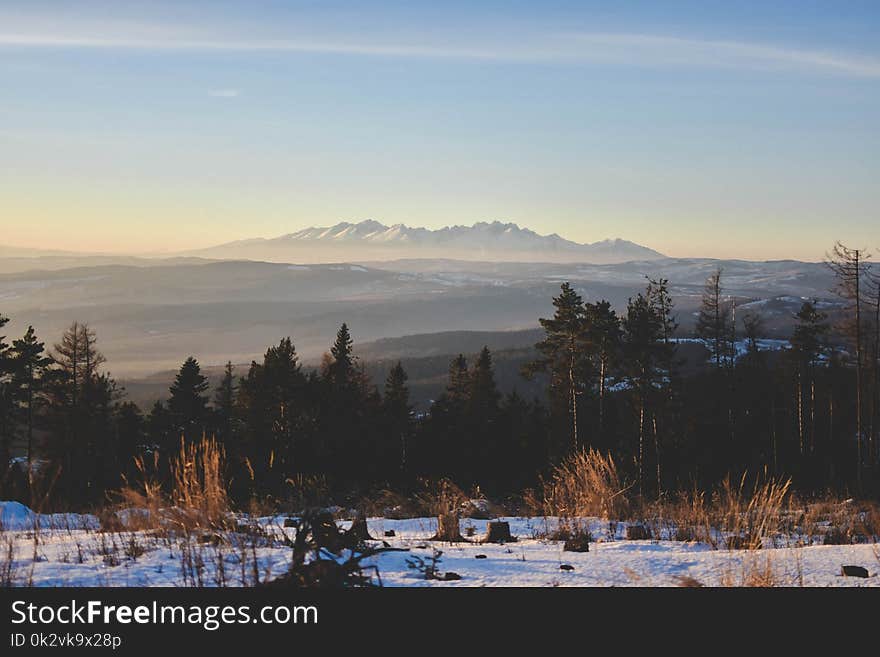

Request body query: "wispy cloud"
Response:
[1, 30, 878, 78]
[209, 88, 240, 98]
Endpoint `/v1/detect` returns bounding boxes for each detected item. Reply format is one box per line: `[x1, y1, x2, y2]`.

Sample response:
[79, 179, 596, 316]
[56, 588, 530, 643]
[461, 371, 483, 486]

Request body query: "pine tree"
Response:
[0, 314, 13, 481]
[168, 356, 209, 444]
[622, 291, 665, 497]
[584, 300, 621, 442]
[469, 347, 500, 419]
[10, 326, 52, 472]
[383, 361, 412, 476]
[790, 301, 829, 456]
[213, 361, 237, 443]
[115, 401, 144, 480]
[446, 354, 470, 405]
[526, 283, 591, 452]
[327, 323, 355, 390]
[695, 269, 731, 368]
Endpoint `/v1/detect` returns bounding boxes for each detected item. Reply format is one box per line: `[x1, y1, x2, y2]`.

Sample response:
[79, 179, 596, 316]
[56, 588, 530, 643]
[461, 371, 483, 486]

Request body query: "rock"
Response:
[440, 572, 462, 581]
[384, 530, 396, 537]
[559, 564, 575, 571]
[625, 524, 651, 540]
[482, 521, 515, 544]
[563, 535, 590, 553]
[475, 554, 487, 559]
[841, 565, 869, 578]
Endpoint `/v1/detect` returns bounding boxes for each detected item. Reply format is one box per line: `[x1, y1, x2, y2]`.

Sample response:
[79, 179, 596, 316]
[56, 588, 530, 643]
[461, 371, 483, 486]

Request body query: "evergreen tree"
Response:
[526, 283, 591, 453]
[585, 300, 621, 442]
[146, 400, 172, 452]
[0, 314, 13, 483]
[790, 301, 829, 456]
[695, 269, 731, 368]
[467, 346, 501, 488]
[213, 361, 237, 443]
[622, 291, 665, 497]
[468, 347, 500, 419]
[446, 354, 470, 405]
[114, 401, 144, 480]
[10, 326, 52, 472]
[383, 361, 412, 477]
[327, 323, 355, 390]
[168, 356, 209, 444]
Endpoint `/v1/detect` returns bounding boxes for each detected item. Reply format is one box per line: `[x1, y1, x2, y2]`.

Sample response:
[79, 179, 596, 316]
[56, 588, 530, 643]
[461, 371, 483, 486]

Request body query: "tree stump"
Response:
[625, 524, 651, 540]
[563, 535, 590, 552]
[431, 513, 464, 542]
[347, 515, 375, 542]
[481, 521, 515, 544]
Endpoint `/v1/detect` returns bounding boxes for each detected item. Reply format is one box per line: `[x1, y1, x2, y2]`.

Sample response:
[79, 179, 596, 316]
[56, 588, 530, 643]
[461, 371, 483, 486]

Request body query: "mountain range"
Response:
[192, 220, 665, 264]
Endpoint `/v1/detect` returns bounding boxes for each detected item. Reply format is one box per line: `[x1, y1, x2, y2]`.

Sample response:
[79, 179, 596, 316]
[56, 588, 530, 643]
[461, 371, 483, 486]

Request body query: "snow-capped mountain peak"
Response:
[202, 219, 665, 264]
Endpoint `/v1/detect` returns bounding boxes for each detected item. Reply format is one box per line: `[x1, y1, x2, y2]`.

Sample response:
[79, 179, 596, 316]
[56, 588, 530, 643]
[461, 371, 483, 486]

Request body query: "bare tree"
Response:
[825, 242, 871, 488]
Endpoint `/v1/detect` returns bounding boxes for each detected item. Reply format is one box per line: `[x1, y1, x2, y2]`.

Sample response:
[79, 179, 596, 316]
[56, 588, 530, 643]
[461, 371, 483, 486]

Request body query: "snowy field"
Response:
[1, 502, 877, 587]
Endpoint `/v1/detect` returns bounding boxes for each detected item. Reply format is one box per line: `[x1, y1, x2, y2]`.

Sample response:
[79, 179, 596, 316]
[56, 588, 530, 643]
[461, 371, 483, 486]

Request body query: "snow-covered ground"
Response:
[1, 504, 877, 587]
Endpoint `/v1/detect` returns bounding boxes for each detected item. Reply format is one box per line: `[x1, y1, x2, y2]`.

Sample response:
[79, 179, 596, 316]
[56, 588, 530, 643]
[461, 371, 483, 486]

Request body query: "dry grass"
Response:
[660, 486, 715, 545]
[169, 437, 229, 529]
[533, 449, 631, 520]
[712, 474, 791, 550]
[111, 437, 231, 532]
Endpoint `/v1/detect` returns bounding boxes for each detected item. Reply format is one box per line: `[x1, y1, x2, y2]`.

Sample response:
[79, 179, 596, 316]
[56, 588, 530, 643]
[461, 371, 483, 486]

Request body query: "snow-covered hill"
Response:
[194, 220, 665, 264]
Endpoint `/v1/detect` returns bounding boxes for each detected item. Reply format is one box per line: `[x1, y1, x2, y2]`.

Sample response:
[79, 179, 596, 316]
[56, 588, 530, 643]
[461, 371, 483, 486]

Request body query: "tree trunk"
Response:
[481, 521, 513, 544]
[598, 358, 606, 441]
[638, 404, 645, 498]
[653, 414, 661, 498]
[796, 371, 804, 456]
[569, 350, 578, 452]
[348, 514, 374, 541]
[432, 513, 463, 542]
[809, 377, 815, 456]
[855, 250, 862, 490]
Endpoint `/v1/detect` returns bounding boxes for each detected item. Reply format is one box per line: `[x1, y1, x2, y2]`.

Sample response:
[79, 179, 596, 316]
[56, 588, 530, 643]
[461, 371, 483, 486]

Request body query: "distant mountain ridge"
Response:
[194, 220, 665, 264]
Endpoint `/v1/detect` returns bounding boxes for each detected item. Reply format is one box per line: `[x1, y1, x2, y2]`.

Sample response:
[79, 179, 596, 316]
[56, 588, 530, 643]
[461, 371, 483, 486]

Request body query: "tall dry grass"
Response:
[533, 449, 631, 520]
[114, 436, 230, 532]
[712, 473, 791, 550]
[169, 437, 230, 530]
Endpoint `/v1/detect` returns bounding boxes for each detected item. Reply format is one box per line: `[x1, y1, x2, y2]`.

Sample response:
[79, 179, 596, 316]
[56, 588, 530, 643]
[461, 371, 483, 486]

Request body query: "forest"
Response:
[1, 241, 879, 511]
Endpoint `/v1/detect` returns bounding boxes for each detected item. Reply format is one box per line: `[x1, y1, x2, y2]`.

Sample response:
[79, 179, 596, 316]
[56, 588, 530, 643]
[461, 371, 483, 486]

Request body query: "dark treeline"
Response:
[1, 241, 879, 509]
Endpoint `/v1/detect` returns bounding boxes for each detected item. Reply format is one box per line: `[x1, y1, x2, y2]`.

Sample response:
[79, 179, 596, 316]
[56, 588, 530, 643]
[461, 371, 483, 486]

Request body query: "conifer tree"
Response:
[585, 300, 621, 441]
[622, 291, 665, 497]
[790, 300, 828, 456]
[213, 361, 237, 442]
[0, 314, 13, 482]
[168, 356, 209, 444]
[383, 361, 412, 476]
[10, 326, 52, 471]
[695, 269, 730, 368]
[526, 283, 591, 452]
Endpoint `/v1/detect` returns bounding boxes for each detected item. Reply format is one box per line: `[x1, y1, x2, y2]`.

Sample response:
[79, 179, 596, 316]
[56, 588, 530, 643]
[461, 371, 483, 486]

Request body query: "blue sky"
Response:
[1, 1, 878, 259]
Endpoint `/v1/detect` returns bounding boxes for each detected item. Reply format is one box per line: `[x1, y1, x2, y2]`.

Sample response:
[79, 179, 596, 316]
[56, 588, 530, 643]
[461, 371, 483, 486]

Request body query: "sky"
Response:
[1, 0, 878, 261]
